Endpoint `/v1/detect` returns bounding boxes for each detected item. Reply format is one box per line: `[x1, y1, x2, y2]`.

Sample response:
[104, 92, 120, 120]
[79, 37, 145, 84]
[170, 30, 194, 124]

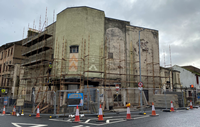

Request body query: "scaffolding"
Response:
[18, 26, 167, 114]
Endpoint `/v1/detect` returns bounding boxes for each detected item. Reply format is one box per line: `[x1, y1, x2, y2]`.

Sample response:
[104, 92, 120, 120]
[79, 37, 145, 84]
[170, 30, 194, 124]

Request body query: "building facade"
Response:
[18, 6, 160, 107]
[0, 40, 24, 97]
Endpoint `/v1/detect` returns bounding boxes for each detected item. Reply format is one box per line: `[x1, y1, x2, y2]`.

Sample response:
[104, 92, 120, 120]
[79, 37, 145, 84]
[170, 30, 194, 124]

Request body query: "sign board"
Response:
[115, 84, 119, 91]
[16, 99, 24, 106]
[67, 99, 81, 105]
[138, 87, 143, 91]
[4, 97, 8, 105]
[138, 82, 143, 87]
[67, 93, 83, 107]
[1, 89, 5, 93]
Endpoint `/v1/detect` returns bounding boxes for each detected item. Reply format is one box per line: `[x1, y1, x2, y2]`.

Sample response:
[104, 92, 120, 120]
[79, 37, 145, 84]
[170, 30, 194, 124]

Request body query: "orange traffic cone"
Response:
[170, 101, 175, 112]
[2, 106, 5, 115]
[73, 105, 80, 122]
[126, 105, 131, 120]
[150, 102, 159, 116]
[97, 104, 104, 121]
[36, 106, 41, 118]
[12, 106, 16, 116]
[190, 100, 193, 109]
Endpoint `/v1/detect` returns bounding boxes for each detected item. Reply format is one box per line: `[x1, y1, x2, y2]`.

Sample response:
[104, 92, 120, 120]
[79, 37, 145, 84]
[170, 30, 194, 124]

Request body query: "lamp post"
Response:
[139, 28, 145, 114]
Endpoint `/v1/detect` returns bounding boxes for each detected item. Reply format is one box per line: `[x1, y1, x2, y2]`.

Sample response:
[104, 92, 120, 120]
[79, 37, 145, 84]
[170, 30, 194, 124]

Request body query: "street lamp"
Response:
[139, 28, 145, 114]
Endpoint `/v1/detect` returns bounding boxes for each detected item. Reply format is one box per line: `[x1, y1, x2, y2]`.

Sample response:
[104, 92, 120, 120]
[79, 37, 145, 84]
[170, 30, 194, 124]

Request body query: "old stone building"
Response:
[18, 6, 160, 109]
[0, 40, 25, 97]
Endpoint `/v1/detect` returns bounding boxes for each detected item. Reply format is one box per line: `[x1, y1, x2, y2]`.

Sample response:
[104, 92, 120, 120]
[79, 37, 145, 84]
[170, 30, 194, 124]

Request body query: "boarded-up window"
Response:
[108, 52, 113, 59]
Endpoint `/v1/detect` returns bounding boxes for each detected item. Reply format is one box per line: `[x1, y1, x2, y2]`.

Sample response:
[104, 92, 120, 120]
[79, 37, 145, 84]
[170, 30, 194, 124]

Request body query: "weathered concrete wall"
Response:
[152, 94, 179, 108]
[105, 18, 130, 86]
[126, 26, 160, 88]
[54, 7, 105, 78]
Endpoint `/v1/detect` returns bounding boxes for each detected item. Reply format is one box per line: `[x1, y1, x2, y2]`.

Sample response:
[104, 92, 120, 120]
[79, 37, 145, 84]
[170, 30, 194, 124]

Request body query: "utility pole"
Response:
[139, 28, 145, 114]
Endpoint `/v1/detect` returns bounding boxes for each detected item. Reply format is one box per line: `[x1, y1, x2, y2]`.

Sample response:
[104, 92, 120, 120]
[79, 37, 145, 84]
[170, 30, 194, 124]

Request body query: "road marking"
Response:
[72, 125, 83, 127]
[49, 119, 71, 122]
[0, 114, 10, 116]
[11, 123, 47, 127]
[133, 115, 149, 120]
[49, 115, 149, 126]
[85, 119, 90, 123]
[72, 125, 90, 127]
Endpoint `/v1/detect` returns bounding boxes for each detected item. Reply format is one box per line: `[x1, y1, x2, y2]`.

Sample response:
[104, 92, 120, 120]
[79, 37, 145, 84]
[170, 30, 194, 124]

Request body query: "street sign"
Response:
[16, 99, 24, 106]
[138, 82, 143, 87]
[1, 89, 5, 93]
[67, 93, 83, 107]
[4, 97, 8, 105]
[115, 84, 119, 91]
[138, 87, 143, 90]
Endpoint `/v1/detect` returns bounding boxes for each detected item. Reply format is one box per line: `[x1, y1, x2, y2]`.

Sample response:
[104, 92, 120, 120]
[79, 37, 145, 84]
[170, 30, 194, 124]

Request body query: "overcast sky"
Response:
[1, 0, 200, 68]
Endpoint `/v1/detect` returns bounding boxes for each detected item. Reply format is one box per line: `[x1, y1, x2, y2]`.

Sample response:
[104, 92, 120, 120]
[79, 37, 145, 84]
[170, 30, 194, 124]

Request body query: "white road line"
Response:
[133, 115, 149, 120]
[79, 119, 126, 126]
[85, 119, 90, 123]
[106, 120, 109, 123]
[11, 123, 47, 127]
[49, 119, 71, 122]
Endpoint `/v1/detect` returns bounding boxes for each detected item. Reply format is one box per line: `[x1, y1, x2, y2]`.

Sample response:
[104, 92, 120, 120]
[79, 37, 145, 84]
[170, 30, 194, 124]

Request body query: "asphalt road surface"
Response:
[1, 108, 200, 127]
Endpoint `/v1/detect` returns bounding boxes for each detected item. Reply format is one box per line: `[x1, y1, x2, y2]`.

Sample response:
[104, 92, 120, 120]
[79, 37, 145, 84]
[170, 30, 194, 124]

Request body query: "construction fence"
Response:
[0, 87, 197, 116]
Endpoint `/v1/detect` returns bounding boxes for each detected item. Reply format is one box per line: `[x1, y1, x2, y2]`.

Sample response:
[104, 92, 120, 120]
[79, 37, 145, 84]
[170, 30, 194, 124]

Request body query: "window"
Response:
[51, 54, 54, 59]
[3, 63, 5, 72]
[0, 64, 2, 73]
[1, 52, 3, 60]
[108, 52, 113, 59]
[8, 49, 10, 57]
[9, 61, 11, 64]
[113, 94, 122, 101]
[11, 48, 13, 55]
[4, 51, 6, 58]
[70, 46, 79, 53]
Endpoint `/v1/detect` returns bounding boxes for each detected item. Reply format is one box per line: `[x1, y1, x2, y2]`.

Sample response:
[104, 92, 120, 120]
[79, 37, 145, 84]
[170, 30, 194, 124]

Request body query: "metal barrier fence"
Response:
[0, 87, 197, 116]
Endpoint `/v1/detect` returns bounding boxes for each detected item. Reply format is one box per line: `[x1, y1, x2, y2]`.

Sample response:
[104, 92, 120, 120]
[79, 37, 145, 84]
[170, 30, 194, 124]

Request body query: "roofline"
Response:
[0, 39, 23, 50]
[127, 25, 158, 31]
[57, 6, 104, 15]
[46, 21, 56, 28]
[105, 17, 130, 23]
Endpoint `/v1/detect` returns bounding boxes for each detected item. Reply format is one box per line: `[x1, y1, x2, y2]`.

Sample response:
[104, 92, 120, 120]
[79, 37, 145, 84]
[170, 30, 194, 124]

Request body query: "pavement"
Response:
[1, 107, 200, 127]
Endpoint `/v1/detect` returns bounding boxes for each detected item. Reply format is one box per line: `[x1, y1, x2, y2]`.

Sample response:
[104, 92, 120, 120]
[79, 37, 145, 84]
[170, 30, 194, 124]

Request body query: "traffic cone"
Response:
[171, 101, 175, 112]
[21, 109, 24, 116]
[190, 100, 193, 109]
[126, 105, 131, 120]
[12, 106, 16, 116]
[97, 104, 104, 121]
[36, 106, 41, 118]
[2, 106, 5, 115]
[73, 105, 80, 122]
[150, 102, 159, 116]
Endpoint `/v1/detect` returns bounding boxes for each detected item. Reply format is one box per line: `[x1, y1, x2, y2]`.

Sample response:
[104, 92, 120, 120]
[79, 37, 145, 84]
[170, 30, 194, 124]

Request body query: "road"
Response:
[1, 108, 200, 127]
